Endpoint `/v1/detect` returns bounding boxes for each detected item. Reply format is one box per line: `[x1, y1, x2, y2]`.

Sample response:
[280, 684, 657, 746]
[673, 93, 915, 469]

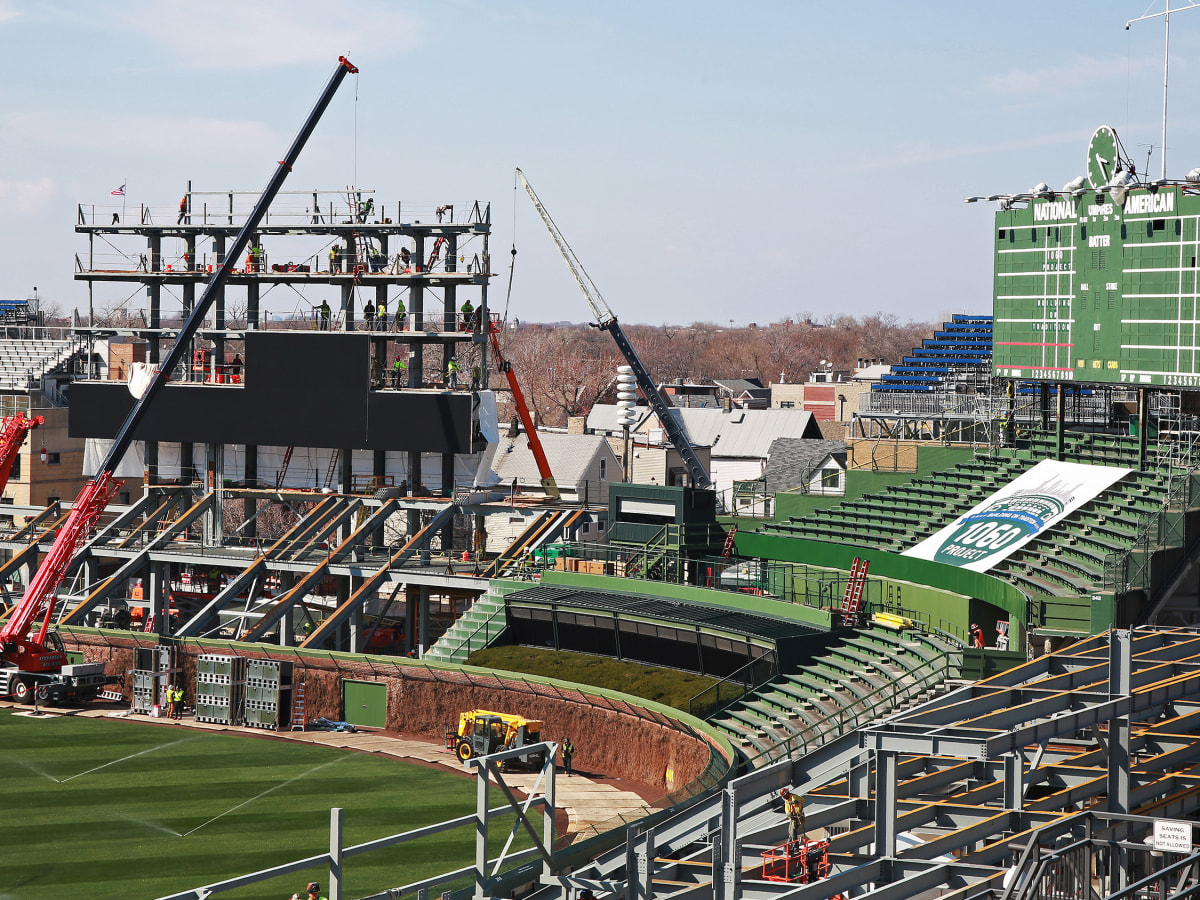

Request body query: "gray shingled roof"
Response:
[489, 431, 619, 487]
[763, 437, 847, 492]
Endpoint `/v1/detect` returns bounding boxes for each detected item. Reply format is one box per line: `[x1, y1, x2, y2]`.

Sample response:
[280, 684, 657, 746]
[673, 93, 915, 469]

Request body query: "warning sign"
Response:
[1154, 819, 1193, 854]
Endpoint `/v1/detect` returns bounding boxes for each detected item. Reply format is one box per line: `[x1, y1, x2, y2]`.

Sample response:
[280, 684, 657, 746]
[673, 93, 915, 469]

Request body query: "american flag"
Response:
[111, 184, 125, 196]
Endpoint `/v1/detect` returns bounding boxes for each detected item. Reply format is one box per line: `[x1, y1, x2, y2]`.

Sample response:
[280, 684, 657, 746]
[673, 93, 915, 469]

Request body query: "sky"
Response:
[1, 0, 1199, 328]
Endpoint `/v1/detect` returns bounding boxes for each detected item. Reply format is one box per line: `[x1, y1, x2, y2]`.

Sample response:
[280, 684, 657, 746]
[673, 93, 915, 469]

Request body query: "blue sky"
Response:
[1, 1, 1197, 326]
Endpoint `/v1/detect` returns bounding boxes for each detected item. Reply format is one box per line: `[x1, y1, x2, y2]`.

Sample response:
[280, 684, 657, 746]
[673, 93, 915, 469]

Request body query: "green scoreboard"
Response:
[992, 126, 1200, 387]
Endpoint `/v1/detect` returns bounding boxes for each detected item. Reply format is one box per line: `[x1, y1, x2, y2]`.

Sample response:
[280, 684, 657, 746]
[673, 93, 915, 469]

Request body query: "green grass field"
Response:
[0, 710, 538, 900]
[466, 645, 731, 711]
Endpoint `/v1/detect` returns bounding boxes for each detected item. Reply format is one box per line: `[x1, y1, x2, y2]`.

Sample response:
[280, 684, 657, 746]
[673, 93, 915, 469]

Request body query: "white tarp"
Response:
[127, 362, 157, 398]
[82, 438, 145, 478]
[902, 459, 1131, 573]
[475, 390, 499, 443]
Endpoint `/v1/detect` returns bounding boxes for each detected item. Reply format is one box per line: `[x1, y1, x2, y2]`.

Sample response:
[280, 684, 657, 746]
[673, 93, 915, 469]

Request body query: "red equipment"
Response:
[760, 838, 830, 884]
[0, 411, 43, 493]
[840, 556, 869, 626]
[0, 57, 357, 702]
[488, 318, 560, 499]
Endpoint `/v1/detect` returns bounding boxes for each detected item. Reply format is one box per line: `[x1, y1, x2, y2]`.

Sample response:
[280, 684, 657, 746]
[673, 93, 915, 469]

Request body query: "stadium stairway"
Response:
[423, 591, 507, 664]
[708, 626, 961, 767]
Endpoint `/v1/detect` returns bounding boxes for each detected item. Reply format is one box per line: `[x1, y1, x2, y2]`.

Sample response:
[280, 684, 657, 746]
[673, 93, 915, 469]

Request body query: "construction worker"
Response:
[447, 358, 462, 389]
[561, 738, 575, 775]
[399, 246, 412, 271]
[376, 297, 388, 332]
[780, 788, 804, 846]
[362, 300, 375, 329]
[394, 297, 406, 331]
[328, 245, 341, 274]
[391, 357, 407, 389]
[318, 300, 331, 330]
[176, 194, 188, 224]
[471, 366, 481, 391]
[460, 299, 476, 331]
[970, 623, 984, 648]
[306, 882, 327, 900]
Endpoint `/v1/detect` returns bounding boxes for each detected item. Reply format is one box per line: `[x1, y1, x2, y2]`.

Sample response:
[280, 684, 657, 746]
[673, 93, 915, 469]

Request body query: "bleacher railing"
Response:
[687, 649, 779, 719]
[740, 647, 953, 768]
[432, 600, 507, 663]
[537, 540, 837, 607]
[1107, 470, 1200, 617]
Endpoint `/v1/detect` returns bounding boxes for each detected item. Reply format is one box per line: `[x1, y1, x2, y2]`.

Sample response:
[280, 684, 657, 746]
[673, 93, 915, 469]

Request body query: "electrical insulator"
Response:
[616, 366, 638, 426]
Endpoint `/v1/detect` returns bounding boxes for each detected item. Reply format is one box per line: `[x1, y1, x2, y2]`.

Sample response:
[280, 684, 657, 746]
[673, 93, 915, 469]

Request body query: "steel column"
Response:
[329, 807, 343, 900]
[875, 749, 897, 859]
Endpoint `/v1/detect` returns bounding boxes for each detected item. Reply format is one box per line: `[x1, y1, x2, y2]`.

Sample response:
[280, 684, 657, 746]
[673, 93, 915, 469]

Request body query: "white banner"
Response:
[902, 459, 1131, 572]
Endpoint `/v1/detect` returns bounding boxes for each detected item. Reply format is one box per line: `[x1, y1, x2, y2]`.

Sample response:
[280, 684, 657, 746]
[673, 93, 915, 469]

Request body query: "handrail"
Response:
[687, 649, 779, 719]
[740, 647, 953, 768]
[1105, 469, 1194, 603]
[435, 600, 507, 663]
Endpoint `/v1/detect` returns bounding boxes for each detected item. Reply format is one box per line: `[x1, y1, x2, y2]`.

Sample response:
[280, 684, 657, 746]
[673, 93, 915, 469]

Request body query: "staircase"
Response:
[423, 592, 508, 664]
[709, 627, 961, 767]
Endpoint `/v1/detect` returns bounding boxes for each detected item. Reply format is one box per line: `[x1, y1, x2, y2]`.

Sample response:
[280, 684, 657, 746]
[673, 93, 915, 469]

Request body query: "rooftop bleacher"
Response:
[874, 312, 994, 393]
[0, 338, 82, 391]
[762, 434, 1199, 627]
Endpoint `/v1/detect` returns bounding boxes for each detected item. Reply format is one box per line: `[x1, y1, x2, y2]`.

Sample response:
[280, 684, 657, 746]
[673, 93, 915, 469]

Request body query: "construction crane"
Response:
[0, 412, 43, 494]
[0, 56, 359, 703]
[487, 320, 559, 498]
[515, 169, 713, 491]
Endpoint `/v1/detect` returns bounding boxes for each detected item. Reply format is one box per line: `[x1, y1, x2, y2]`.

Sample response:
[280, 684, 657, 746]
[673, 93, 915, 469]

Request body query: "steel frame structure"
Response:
[553, 627, 1200, 900]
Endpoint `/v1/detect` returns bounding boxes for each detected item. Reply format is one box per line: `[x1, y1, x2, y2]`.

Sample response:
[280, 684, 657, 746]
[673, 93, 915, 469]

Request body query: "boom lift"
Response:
[487, 320, 559, 498]
[0, 412, 43, 494]
[0, 56, 359, 702]
[515, 169, 713, 491]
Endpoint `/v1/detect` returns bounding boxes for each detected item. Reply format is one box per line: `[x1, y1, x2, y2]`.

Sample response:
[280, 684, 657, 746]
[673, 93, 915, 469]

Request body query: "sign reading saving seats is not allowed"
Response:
[902, 460, 1131, 574]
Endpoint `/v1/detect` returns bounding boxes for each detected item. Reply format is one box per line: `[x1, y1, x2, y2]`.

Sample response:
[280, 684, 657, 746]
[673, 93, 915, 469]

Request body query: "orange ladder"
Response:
[719, 526, 737, 559]
[841, 557, 869, 626]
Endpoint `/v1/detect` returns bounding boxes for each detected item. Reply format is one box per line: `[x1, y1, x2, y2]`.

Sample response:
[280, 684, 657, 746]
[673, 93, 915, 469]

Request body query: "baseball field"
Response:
[0, 709, 538, 900]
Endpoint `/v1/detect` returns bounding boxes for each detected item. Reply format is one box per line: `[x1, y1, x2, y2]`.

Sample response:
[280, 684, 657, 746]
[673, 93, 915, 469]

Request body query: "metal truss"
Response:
[553, 627, 1200, 900]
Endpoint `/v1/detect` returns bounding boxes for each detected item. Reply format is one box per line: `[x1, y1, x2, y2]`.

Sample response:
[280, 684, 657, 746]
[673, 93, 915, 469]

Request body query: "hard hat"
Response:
[308, 884, 320, 893]
[779, 787, 791, 796]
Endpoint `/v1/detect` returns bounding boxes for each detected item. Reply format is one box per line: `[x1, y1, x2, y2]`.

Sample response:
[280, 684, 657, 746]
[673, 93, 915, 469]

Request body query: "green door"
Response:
[342, 679, 387, 728]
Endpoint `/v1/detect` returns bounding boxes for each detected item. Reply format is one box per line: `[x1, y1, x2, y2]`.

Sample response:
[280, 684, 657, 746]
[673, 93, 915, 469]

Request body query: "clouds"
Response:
[967, 53, 1160, 103]
[60, 0, 424, 71]
[0, 177, 54, 214]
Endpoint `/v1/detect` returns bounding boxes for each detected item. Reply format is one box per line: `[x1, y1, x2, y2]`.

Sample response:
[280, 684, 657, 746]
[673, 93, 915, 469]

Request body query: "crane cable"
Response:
[498, 172, 521, 356]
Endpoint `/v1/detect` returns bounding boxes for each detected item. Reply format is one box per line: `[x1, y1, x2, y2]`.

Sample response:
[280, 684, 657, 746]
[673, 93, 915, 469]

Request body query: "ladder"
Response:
[350, 230, 371, 277]
[426, 235, 446, 271]
[720, 525, 737, 559]
[841, 557, 869, 626]
[290, 682, 307, 731]
[323, 449, 340, 490]
[275, 447, 295, 489]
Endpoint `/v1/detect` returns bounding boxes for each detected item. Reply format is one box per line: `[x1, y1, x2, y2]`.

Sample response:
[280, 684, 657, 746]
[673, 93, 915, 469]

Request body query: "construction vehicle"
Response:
[446, 709, 547, 767]
[487, 318, 559, 498]
[516, 169, 714, 492]
[0, 57, 359, 702]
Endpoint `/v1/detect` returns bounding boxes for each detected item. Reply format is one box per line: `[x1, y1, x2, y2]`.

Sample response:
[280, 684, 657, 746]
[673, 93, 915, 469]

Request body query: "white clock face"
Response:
[1087, 126, 1119, 190]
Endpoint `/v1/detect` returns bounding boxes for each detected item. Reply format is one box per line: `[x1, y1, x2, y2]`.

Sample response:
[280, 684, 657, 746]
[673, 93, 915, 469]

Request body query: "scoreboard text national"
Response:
[992, 126, 1200, 388]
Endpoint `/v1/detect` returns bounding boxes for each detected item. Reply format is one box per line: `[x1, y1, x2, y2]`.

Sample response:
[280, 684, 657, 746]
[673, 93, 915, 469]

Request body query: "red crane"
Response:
[0, 57, 358, 702]
[488, 320, 560, 499]
[0, 411, 44, 494]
